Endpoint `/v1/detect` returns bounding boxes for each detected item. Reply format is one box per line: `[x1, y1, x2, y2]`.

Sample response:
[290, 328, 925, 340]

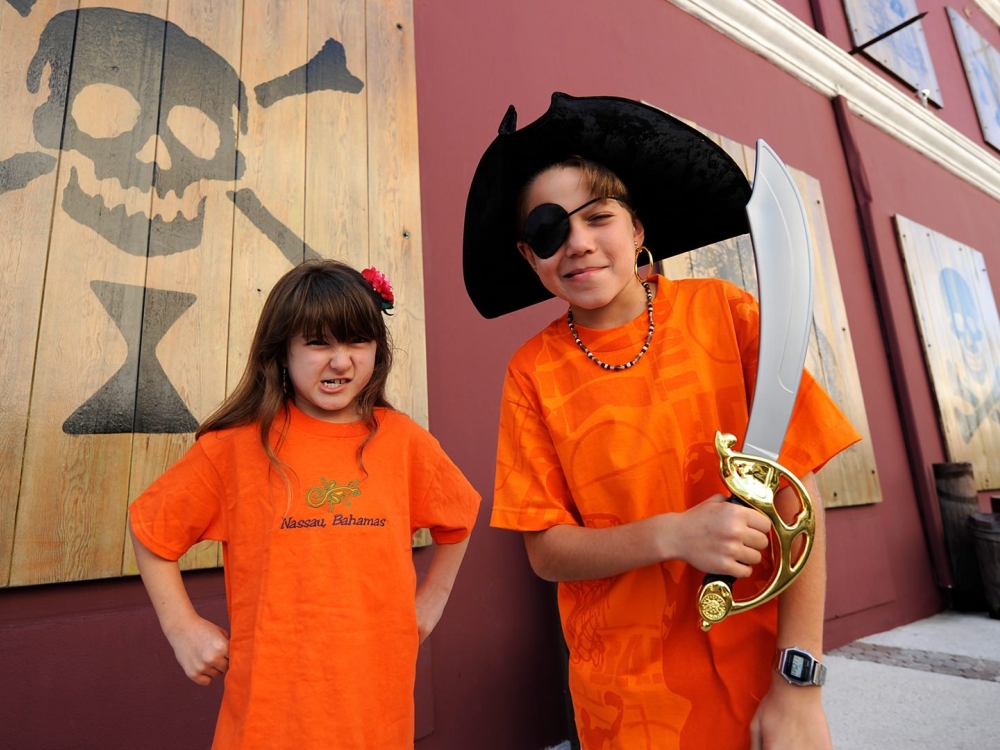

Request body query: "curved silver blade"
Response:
[742, 140, 814, 461]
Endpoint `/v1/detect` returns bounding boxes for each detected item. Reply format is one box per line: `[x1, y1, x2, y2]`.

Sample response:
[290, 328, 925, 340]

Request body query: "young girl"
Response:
[130, 259, 480, 749]
[464, 93, 860, 750]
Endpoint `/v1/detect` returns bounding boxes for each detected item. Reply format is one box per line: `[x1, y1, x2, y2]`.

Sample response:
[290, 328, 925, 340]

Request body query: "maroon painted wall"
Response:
[410, 0, 946, 745]
[7, 0, 1000, 747]
[0, 573, 227, 750]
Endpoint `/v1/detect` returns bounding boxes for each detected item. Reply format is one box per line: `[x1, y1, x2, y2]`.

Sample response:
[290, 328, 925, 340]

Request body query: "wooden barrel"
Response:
[933, 462, 986, 611]
[969, 513, 1000, 619]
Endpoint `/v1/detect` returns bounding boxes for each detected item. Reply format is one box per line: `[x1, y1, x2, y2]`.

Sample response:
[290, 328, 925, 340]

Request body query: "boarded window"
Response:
[844, 0, 943, 106]
[948, 7, 1000, 153]
[0, 0, 427, 586]
[896, 215, 1000, 490]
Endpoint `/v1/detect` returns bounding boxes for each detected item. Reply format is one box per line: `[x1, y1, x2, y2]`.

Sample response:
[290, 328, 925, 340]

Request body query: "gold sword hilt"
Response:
[697, 431, 816, 631]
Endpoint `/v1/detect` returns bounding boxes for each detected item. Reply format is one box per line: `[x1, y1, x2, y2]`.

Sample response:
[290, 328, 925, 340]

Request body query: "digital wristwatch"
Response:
[775, 646, 827, 686]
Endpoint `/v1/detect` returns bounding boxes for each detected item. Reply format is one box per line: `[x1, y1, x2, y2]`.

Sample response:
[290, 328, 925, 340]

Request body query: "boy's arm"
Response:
[753, 471, 833, 750]
[415, 536, 471, 643]
[130, 527, 230, 685]
[522, 494, 773, 582]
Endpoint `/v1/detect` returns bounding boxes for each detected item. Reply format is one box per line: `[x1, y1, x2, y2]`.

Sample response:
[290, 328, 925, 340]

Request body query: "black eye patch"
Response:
[523, 196, 624, 259]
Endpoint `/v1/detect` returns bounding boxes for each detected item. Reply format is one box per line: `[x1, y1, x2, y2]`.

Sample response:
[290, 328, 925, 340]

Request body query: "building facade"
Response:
[3, 1, 999, 747]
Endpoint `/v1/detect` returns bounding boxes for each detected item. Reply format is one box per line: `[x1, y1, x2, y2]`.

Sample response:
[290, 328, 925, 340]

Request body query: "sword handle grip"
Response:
[698, 434, 817, 631]
[697, 494, 747, 631]
[700, 494, 747, 588]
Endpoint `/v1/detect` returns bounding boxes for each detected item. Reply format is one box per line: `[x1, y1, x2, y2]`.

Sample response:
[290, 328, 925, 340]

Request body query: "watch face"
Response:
[789, 653, 807, 680]
[781, 648, 815, 684]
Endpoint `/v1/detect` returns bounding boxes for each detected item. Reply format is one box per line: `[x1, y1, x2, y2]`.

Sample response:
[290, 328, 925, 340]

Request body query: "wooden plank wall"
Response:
[0, 0, 428, 586]
[659, 123, 883, 509]
[896, 215, 1000, 490]
[0, 0, 79, 587]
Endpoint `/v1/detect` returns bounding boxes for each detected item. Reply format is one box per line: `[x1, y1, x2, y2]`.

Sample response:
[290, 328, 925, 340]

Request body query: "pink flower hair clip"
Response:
[361, 267, 395, 313]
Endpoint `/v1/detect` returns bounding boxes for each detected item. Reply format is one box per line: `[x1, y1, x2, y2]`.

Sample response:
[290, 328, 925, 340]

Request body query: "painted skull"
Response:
[27, 8, 248, 256]
[941, 267, 987, 383]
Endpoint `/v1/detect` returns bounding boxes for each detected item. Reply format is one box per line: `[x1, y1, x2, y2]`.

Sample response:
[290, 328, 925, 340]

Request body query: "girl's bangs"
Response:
[291, 274, 382, 343]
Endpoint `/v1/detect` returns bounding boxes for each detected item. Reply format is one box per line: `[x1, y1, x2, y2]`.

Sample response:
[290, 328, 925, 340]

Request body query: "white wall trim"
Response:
[979, 0, 1000, 28]
[667, 0, 1000, 203]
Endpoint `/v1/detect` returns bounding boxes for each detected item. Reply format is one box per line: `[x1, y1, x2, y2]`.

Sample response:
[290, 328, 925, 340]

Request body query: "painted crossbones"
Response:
[0, 6, 364, 433]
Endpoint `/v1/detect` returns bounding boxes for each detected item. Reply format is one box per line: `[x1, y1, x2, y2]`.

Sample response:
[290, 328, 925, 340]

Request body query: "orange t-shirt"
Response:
[131, 405, 480, 750]
[492, 276, 860, 750]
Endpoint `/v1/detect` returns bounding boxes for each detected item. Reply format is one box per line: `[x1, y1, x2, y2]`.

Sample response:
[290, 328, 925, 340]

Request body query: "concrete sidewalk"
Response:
[824, 611, 1000, 749]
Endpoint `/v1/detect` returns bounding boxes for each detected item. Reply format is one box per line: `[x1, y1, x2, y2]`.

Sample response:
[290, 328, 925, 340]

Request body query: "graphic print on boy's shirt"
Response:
[280, 475, 388, 529]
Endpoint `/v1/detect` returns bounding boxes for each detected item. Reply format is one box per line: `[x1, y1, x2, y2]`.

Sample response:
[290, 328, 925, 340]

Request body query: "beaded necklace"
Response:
[566, 282, 654, 371]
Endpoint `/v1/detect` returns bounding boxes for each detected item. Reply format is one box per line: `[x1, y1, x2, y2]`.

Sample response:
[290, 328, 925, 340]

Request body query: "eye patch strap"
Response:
[523, 196, 623, 259]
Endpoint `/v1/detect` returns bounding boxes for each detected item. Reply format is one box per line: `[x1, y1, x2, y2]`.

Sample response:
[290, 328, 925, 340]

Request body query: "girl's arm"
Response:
[415, 536, 471, 644]
[753, 471, 832, 750]
[522, 493, 772, 582]
[130, 527, 230, 685]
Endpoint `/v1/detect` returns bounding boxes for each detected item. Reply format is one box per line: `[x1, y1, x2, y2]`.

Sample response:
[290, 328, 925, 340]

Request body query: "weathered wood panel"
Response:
[896, 215, 1000, 490]
[366, 0, 428, 429]
[366, 0, 430, 548]
[12, 0, 170, 586]
[305, 0, 368, 271]
[793, 172, 881, 508]
[686, 133, 753, 290]
[0, 0, 429, 585]
[948, 7, 1000, 152]
[844, 0, 943, 106]
[122, 0, 245, 575]
[227, 0, 309, 397]
[0, 0, 75, 585]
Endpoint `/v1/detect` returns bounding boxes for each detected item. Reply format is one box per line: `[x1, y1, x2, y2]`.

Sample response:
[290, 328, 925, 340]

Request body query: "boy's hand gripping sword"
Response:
[697, 140, 816, 631]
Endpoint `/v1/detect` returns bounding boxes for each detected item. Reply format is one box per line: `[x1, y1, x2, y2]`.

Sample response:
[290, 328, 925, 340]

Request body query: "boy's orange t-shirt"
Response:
[492, 276, 861, 750]
[131, 405, 480, 750]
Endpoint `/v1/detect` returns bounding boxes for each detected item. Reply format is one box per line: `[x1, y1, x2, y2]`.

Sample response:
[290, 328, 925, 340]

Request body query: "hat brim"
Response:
[463, 92, 752, 318]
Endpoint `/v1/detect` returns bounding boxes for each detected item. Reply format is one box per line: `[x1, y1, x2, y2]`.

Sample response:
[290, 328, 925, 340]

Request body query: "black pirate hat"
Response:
[463, 92, 752, 318]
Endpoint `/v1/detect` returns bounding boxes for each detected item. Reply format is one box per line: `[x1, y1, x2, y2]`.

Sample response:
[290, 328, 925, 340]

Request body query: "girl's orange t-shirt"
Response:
[131, 405, 480, 749]
[492, 276, 860, 750]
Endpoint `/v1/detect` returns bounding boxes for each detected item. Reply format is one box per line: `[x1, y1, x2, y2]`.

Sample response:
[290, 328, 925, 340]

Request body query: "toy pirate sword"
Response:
[697, 140, 816, 631]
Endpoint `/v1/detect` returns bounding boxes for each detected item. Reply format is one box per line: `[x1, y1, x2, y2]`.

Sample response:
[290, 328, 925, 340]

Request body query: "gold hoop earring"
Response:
[634, 245, 654, 282]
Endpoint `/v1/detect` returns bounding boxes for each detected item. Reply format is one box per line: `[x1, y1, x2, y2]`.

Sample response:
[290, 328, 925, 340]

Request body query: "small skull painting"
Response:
[28, 8, 249, 257]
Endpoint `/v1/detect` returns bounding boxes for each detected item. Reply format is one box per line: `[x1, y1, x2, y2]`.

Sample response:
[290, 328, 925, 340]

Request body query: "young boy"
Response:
[463, 93, 859, 749]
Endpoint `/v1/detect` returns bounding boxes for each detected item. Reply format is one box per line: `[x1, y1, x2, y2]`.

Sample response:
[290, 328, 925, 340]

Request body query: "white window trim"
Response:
[668, 0, 1000, 202]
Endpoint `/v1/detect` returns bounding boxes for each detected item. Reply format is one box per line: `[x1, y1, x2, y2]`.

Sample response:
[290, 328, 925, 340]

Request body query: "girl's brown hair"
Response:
[198, 260, 393, 478]
[516, 156, 636, 236]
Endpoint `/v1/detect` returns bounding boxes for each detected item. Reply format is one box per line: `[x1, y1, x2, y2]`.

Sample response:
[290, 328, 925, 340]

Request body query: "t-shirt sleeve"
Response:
[728, 283, 862, 479]
[491, 363, 580, 532]
[781, 371, 862, 478]
[409, 435, 481, 545]
[129, 440, 228, 561]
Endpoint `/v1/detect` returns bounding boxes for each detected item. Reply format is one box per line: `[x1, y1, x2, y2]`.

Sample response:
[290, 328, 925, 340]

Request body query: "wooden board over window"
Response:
[948, 7, 1000, 153]
[843, 0, 943, 106]
[896, 215, 1000, 490]
[0, 0, 428, 587]
[653, 117, 883, 509]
